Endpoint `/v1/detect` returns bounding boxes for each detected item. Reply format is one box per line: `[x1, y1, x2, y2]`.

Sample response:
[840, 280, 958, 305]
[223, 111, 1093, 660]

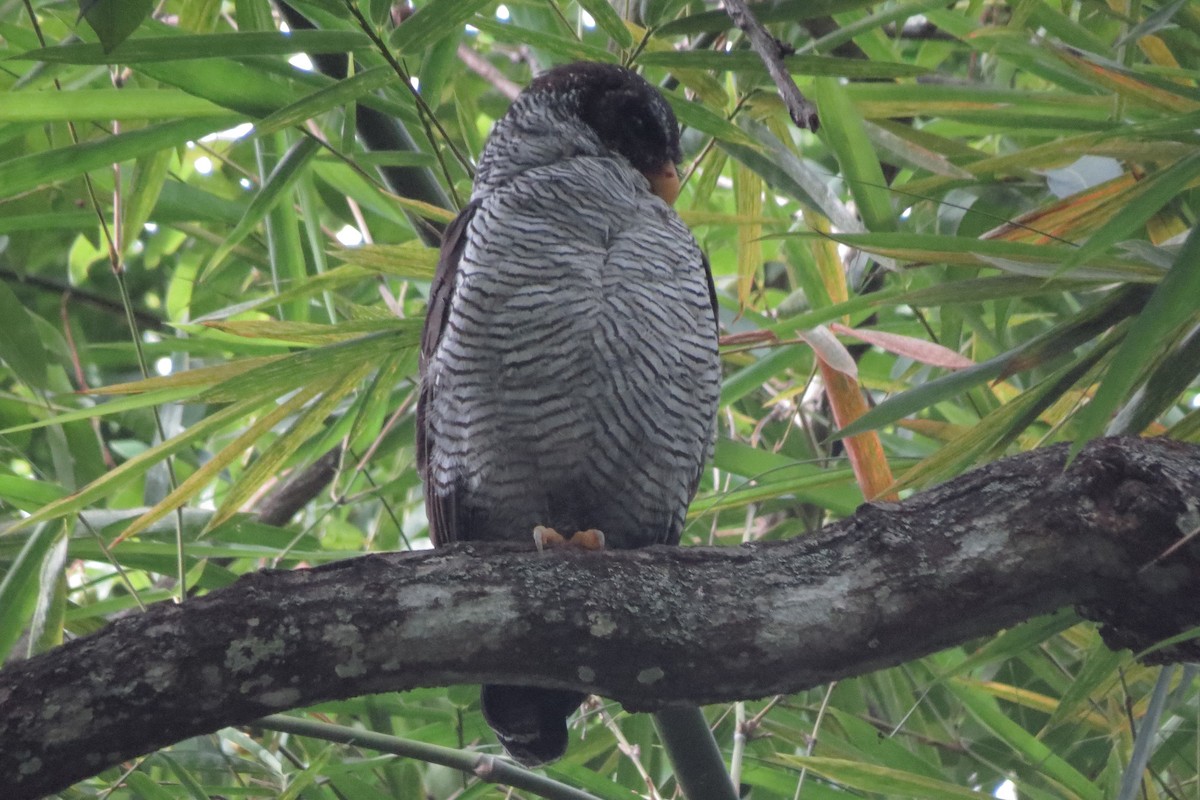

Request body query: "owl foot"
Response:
[533, 526, 566, 551]
[533, 526, 606, 552]
[568, 529, 606, 550]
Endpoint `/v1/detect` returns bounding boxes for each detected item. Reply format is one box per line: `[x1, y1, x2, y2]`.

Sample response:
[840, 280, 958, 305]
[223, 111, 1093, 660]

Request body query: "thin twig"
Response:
[722, 0, 819, 131]
[792, 681, 836, 800]
[597, 705, 661, 800]
[257, 714, 602, 800]
[458, 43, 521, 100]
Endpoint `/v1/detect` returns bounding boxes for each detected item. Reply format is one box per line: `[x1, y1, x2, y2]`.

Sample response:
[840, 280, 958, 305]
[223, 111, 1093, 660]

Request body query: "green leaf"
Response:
[196, 331, 415, 404]
[203, 135, 322, 279]
[637, 50, 929, 79]
[114, 378, 338, 542]
[825, 232, 1163, 283]
[27, 532, 67, 655]
[663, 90, 758, 148]
[1115, 0, 1191, 46]
[773, 755, 993, 798]
[0, 89, 229, 122]
[937, 611, 1080, 681]
[78, 0, 153, 53]
[0, 117, 238, 199]
[0, 476, 69, 512]
[12, 30, 371, 63]
[576, 0, 633, 48]
[1043, 641, 1127, 732]
[0, 282, 49, 390]
[122, 770, 176, 800]
[689, 466, 861, 516]
[469, 18, 615, 63]
[836, 287, 1146, 439]
[1072, 223, 1200, 453]
[814, 78, 896, 232]
[1110, 325, 1200, 435]
[5, 397, 270, 534]
[331, 242, 438, 278]
[946, 678, 1103, 800]
[120, 148, 174, 257]
[390, 0, 495, 55]
[254, 65, 397, 137]
[656, 0, 877, 35]
[721, 120, 859, 232]
[1061, 153, 1200, 270]
[207, 362, 370, 531]
[0, 388, 198, 436]
[0, 524, 64, 659]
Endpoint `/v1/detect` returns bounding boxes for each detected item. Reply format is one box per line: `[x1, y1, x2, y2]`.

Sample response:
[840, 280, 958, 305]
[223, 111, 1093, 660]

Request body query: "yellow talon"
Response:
[567, 529, 606, 551]
[533, 526, 606, 551]
[533, 525, 567, 552]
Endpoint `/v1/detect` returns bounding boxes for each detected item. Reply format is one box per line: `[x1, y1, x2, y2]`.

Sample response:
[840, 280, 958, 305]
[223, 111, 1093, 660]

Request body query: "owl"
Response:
[417, 61, 720, 765]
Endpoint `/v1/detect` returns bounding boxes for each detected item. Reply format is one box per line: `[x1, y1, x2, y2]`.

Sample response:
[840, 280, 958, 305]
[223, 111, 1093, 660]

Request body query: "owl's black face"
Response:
[530, 62, 683, 203]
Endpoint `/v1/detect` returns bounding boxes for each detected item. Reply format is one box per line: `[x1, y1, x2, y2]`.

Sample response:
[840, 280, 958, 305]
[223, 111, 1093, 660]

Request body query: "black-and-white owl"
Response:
[417, 61, 720, 766]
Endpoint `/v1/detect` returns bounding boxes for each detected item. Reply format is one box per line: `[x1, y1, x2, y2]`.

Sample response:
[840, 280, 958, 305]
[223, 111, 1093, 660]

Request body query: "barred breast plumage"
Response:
[417, 61, 720, 766]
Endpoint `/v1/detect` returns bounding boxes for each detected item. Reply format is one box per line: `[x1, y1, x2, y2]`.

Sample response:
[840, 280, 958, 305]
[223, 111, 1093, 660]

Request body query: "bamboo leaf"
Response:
[78, 0, 154, 53]
[203, 135, 322, 279]
[0, 89, 228, 121]
[0, 282, 49, 390]
[1073, 224, 1200, 454]
[575, 0, 633, 48]
[830, 323, 974, 369]
[121, 148, 174, 256]
[0, 525, 64, 659]
[468, 18, 615, 63]
[946, 679, 1103, 800]
[656, 0, 877, 35]
[0, 117, 237, 199]
[773, 755, 993, 799]
[12, 30, 371, 63]
[390, 0, 497, 55]
[4, 397, 270, 534]
[813, 77, 896, 233]
[1061, 153, 1200, 270]
[208, 362, 371, 531]
[113, 380, 334, 543]
[254, 65, 396, 137]
[637, 50, 928, 79]
[733, 162, 762, 307]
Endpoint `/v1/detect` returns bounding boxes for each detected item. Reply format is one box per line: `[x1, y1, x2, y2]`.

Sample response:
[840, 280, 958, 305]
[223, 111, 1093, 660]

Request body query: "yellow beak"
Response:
[645, 163, 681, 206]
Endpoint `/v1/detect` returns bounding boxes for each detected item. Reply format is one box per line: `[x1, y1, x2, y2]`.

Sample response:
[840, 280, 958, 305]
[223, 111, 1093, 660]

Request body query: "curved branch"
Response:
[3, 437, 1198, 799]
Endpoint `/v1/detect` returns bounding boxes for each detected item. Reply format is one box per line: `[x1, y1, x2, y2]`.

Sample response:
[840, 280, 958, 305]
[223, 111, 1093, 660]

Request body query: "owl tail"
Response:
[480, 684, 587, 766]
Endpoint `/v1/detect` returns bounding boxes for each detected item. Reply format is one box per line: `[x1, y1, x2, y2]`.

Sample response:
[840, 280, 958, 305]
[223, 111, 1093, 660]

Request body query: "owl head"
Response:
[474, 61, 683, 204]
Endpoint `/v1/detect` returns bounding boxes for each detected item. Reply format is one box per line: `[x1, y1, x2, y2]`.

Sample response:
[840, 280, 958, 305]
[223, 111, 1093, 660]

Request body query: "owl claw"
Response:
[533, 526, 566, 552]
[532, 526, 605, 551]
[568, 529, 606, 551]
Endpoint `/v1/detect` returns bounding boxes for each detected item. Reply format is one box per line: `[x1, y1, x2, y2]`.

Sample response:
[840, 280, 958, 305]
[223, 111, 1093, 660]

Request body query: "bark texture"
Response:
[2, 437, 1198, 798]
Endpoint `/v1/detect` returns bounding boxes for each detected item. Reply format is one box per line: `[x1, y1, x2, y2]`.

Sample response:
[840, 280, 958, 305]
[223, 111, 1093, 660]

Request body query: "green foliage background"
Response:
[1, 0, 1198, 798]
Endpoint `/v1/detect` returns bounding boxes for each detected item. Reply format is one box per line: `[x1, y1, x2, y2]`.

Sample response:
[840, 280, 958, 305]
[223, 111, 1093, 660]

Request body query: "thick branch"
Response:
[3, 437, 1199, 798]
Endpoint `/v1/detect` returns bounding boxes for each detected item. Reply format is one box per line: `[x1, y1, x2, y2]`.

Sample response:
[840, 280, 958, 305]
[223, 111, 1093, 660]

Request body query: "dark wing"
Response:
[416, 200, 480, 547]
[678, 250, 720, 542]
[702, 251, 719, 336]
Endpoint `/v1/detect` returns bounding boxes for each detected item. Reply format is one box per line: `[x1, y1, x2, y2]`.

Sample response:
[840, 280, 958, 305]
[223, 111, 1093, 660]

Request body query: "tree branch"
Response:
[723, 0, 819, 131]
[3, 437, 1199, 798]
